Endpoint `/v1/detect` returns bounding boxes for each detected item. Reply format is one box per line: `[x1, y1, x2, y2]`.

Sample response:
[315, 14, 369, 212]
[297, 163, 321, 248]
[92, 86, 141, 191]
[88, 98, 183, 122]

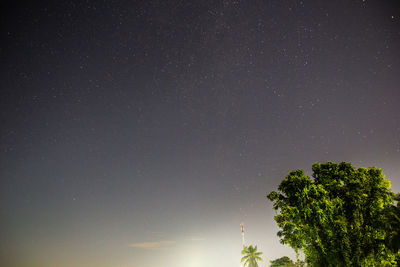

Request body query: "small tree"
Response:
[241, 245, 263, 267]
[267, 162, 396, 266]
[269, 256, 296, 267]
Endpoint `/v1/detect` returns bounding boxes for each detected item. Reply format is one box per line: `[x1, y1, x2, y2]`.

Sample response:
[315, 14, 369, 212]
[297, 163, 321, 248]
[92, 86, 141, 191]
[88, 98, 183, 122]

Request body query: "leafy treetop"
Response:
[269, 256, 297, 267]
[241, 245, 263, 267]
[267, 162, 396, 266]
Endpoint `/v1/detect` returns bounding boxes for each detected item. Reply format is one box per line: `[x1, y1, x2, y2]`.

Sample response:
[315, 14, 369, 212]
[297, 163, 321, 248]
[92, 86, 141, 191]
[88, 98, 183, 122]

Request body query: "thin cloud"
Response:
[189, 237, 205, 241]
[129, 240, 175, 250]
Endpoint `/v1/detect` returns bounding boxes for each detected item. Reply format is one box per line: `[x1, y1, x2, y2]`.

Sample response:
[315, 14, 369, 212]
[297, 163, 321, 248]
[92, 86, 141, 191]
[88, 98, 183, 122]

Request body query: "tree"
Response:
[241, 245, 263, 267]
[269, 256, 297, 267]
[267, 162, 396, 266]
[384, 193, 400, 263]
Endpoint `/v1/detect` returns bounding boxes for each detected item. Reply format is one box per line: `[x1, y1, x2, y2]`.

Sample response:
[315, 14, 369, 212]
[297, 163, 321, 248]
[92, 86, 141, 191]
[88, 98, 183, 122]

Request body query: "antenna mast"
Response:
[240, 222, 245, 249]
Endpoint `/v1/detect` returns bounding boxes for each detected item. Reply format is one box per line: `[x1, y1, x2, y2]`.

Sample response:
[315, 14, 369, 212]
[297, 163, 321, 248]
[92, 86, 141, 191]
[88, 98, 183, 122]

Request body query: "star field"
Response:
[1, 1, 400, 266]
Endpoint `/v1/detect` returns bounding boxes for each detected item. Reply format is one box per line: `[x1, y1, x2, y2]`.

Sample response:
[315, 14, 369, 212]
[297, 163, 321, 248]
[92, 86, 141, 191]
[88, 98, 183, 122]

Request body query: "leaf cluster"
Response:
[267, 162, 396, 266]
[269, 256, 297, 267]
[241, 245, 263, 267]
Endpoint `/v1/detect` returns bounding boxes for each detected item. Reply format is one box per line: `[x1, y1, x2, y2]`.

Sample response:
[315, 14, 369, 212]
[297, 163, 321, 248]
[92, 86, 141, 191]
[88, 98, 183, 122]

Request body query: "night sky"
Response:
[1, 1, 400, 266]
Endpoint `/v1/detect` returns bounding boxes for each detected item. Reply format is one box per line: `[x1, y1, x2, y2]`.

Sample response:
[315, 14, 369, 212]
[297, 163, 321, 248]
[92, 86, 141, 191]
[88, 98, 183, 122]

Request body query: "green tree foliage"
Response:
[267, 162, 396, 266]
[269, 256, 296, 267]
[384, 193, 400, 263]
[241, 245, 263, 267]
